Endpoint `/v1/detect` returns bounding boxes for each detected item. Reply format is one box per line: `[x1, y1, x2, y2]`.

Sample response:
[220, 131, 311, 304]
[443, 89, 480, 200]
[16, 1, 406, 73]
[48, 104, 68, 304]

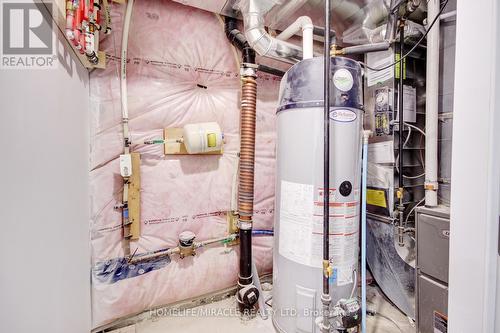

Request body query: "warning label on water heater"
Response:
[278, 180, 359, 286]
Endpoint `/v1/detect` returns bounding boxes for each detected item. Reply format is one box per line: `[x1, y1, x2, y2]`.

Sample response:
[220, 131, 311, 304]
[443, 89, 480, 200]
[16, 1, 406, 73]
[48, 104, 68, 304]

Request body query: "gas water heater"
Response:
[273, 57, 363, 332]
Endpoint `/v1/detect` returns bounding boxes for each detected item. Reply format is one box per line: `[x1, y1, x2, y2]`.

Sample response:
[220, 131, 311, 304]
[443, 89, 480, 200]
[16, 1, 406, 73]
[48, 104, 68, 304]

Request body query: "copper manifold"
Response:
[238, 76, 257, 220]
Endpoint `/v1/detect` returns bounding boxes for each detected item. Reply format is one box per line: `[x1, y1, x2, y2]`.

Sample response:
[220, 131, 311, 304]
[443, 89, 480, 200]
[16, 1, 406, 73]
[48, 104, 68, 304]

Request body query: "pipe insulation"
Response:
[424, 0, 440, 207]
[237, 0, 303, 63]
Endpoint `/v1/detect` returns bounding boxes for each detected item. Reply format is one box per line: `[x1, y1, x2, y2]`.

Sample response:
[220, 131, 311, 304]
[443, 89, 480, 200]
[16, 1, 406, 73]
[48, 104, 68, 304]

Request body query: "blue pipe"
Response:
[252, 230, 274, 236]
[361, 132, 369, 333]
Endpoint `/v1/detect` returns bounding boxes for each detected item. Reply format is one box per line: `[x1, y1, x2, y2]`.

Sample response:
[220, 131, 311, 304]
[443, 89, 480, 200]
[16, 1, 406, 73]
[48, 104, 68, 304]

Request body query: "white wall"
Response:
[449, 0, 500, 332]
[0, 10, 91, 333]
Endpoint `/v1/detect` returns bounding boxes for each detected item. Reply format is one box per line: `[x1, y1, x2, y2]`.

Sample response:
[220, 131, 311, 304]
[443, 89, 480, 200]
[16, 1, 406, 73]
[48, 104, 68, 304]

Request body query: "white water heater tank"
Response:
[273, 57, 363, 333]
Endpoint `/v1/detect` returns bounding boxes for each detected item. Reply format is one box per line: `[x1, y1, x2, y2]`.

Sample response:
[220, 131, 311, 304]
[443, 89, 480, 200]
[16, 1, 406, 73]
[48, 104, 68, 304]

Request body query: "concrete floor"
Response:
[110, 284, 414, 333]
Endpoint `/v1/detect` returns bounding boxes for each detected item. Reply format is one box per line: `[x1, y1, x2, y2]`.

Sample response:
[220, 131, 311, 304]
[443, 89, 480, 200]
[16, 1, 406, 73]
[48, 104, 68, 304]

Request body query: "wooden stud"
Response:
[128, 152, 141, 240]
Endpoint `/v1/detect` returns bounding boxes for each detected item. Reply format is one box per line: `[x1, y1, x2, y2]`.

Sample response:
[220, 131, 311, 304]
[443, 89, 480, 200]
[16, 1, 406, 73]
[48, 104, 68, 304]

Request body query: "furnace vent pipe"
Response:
[236, 0, 303, 63]
[424, 0, 440, 207]
[276, 16, 314, 59]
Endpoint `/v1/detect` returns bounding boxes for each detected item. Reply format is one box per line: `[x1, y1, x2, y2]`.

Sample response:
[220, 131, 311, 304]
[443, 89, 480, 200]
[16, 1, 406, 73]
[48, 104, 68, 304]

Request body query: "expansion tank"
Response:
[273, 57, 363, 333]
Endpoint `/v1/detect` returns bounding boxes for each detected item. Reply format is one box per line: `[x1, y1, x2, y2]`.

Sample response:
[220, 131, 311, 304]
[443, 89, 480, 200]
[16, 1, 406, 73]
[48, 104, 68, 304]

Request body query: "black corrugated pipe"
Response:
[225, 17, 284, 78]
[320, 0, 332, 332]
[225, 16, 255, 64]
[224, 15, 260, 314]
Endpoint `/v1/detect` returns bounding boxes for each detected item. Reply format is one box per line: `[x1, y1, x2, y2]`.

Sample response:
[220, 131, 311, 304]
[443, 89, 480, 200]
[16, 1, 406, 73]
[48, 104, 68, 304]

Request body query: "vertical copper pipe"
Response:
[238, 76, 257, 219]
[237, 70, 259, 312]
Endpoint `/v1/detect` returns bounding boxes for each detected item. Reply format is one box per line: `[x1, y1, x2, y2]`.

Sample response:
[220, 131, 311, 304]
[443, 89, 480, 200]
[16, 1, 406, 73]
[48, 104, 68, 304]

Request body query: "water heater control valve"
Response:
[332, 298, 361, 330]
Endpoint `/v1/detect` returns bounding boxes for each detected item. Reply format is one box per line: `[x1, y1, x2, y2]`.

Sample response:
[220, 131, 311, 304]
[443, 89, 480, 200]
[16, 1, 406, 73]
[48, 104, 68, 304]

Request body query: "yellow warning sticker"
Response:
[367, 189, 387, 208]
[207, 133, 216, 147]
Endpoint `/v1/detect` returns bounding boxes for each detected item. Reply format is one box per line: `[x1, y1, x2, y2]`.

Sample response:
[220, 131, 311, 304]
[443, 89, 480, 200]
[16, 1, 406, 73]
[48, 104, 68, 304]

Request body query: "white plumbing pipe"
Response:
[425, 0, 440, 207]
[440, 10, 457, 21]
[121, 0, 134, 154]
[361, 130, 371, 333]
[276, 16, 314, 59]
[119, 0, 134, 255]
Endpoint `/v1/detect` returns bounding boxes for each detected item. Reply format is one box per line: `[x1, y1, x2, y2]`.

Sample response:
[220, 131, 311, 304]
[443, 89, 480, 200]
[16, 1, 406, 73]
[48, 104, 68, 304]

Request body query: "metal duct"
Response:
[235, 0, 303, 63]
[175, 0, 426, 47]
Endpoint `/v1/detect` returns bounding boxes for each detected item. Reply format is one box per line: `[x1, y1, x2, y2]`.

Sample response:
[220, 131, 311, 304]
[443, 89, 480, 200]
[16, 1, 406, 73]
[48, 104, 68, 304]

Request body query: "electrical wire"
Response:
[392, 121, 426, 137]
[350, 268, 357, 299]
[367, 310, 405, 333]
[402, 123, 412, 148]
[394, 122, 426, 179]
[404, 197, 425, 224]
[359, 0, 449, 72]
[395, 154, 425, 179]
[401, 122, 426, 137]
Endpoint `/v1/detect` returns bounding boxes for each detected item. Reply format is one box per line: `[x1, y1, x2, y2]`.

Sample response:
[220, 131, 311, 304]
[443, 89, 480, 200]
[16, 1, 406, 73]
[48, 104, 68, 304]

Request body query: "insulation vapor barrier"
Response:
[89, 1, 281, 327]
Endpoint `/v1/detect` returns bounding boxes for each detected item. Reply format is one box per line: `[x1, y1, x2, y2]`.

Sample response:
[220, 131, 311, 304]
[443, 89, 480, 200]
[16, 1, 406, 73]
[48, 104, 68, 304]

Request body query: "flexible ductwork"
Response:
[236, 0, 303, 63]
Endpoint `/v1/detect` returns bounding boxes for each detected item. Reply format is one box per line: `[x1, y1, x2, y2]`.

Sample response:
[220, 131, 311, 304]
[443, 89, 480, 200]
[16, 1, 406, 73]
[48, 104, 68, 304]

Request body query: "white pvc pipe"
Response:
[121, 0, 133, 122]
[361, 130, 370, 333]
[276, 16, 314, 59]
[425, 0, 440, 207]
[440, 10, 457, 21]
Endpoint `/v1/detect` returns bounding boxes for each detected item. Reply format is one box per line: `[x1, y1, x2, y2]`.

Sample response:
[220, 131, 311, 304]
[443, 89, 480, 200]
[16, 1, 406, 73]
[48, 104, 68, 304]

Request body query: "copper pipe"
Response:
[238, 76, 257, 219]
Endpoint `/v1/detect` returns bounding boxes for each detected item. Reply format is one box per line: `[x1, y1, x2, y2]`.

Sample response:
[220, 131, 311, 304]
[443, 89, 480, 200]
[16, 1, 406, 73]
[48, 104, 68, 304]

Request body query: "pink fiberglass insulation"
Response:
[89, 0, 286, 328]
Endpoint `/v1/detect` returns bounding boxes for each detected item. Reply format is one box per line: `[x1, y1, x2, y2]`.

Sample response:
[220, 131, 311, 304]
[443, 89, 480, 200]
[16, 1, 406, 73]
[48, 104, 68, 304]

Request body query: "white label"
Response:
[402, 85, 417, 123]
[279, 181, 315, 266]
[329, 109, 357, 122]
[368, 141, 395, 164]
[333, 68, 354, 92]
[279, 181, 359, 279]
[366, 50, 394, 86]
